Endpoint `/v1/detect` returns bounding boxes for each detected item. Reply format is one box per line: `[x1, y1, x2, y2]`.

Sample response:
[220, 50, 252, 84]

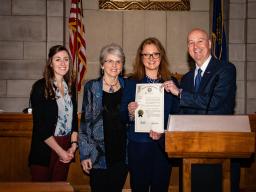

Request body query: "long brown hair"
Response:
[132, 37, 171, 81]
[43, 45, 74, 99]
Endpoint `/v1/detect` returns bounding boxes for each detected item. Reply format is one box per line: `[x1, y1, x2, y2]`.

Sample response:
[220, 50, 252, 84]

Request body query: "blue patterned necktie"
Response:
[195, 68, 202, 92]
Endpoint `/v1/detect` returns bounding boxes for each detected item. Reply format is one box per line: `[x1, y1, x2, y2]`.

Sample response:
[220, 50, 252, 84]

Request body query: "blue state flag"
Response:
[212, 0, 228, 64]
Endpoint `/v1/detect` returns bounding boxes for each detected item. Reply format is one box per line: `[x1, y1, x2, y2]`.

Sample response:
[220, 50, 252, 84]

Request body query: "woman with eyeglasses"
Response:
[120, 37, 179, 192]
[79, 43, 128, 192]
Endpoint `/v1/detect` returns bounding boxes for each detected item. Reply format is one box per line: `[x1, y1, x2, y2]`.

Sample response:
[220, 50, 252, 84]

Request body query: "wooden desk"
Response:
[165, 130, 255, 192]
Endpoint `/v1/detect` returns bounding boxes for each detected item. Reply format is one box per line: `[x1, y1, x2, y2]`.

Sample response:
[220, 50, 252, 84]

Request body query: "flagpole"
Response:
[77, 0, 85, 97]
[80, 0, 84, 17]
[63, 0, 66, 45]
[75, 0, 79, 101]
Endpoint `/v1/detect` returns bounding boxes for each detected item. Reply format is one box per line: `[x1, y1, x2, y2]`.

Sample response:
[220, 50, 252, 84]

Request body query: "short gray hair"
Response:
[99, 43, 125, 66]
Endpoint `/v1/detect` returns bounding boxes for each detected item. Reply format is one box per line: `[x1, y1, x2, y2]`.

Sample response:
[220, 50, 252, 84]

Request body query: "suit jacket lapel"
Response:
[188, 70, 196, 91]
[199, 57, 219, 91]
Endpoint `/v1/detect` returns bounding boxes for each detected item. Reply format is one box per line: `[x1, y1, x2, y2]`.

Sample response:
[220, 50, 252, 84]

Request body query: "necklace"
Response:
[145, 75, 160, 83]
[103, 78, 118, 93]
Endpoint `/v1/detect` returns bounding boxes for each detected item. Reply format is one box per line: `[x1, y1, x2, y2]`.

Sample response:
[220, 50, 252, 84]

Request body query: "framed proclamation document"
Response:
[135, 83, 164, 133]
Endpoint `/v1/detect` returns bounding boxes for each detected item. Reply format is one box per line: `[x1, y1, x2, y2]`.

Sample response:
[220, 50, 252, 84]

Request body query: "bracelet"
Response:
[178, 89, 182, 99]
[129, 113, 135, 121]
[71, 141, 78, 148]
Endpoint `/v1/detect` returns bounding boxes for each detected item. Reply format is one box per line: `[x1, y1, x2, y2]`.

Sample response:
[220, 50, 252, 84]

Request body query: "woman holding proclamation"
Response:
[120, 37, 179, 192]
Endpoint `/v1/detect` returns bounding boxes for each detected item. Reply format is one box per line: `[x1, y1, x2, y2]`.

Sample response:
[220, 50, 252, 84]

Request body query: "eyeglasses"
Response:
[104, 60, 122, 65]
[141, 52, 160, 59]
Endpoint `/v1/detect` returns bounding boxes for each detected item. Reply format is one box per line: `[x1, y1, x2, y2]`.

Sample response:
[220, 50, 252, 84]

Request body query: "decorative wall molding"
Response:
[99, 0, 190, 11]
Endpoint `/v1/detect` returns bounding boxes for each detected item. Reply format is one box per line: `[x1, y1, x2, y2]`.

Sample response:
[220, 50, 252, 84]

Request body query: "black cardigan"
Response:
[28, 78, 78, 166]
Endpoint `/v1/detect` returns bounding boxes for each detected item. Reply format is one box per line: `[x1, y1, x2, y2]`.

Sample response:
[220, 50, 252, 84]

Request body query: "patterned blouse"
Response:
[54, 80, 73, 136]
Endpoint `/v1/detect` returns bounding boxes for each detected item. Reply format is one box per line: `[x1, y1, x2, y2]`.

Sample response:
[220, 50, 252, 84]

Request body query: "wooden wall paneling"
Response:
[0, 113, 256, 192]
[239, 114, 256, 191]
[0, 182, 74, 192]
[0, 113, 32, 181]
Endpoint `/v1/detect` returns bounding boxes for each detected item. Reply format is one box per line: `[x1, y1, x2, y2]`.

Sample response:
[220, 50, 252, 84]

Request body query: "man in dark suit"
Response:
[165, 28, 238, 192]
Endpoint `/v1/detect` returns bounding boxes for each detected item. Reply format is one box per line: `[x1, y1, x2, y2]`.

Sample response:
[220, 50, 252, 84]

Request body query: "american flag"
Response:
[69, 0, 87, 92]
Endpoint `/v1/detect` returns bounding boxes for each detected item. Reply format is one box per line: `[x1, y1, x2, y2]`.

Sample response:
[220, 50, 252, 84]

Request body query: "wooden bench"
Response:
[0, 182, 74, 192]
